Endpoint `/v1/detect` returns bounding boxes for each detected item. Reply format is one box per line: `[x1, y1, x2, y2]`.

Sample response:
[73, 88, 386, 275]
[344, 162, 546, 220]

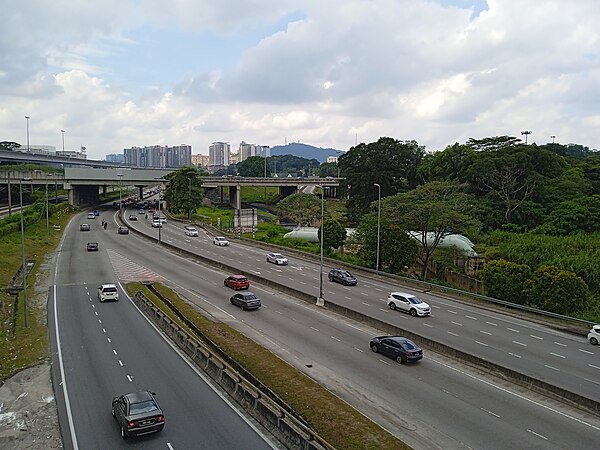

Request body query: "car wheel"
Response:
[121, 426, 128, 439]
[242, 304, 247, 311]
[328, 276, 333, 281]
[396, 355, 406, 364]
[370, 344, 378, 353]
[388, 302, 396, 310]
[410, 308, 418, 317]
[591, 337, 599, 345]
[230, 298, 235, 305]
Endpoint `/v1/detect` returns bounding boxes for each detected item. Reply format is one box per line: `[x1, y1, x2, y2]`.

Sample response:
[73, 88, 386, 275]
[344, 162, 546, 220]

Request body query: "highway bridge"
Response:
[0, 168, 341, 208]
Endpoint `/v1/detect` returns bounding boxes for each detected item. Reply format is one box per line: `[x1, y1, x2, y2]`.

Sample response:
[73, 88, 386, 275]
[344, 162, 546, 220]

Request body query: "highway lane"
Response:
[102, 212, 600, 449]
[50, 211, 281, 449]
[121, 209, 600, 402]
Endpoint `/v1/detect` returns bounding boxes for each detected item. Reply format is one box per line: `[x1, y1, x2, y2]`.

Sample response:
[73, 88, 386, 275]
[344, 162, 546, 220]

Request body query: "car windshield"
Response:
[342, 271, 353, 278]
[407, 296, 422, 304]
[273, 254, 283, 258]
[244, 294, 257, 300]
[236, 277, 248, 282]
[129, 400, 158, 414]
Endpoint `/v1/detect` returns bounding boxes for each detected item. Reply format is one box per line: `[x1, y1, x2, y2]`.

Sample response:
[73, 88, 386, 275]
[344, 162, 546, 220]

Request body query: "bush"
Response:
[481, 259, 532, 305]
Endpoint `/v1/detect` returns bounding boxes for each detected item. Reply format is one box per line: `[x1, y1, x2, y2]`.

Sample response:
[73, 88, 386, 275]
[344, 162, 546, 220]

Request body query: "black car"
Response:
[118, 226, 129, 234]
[328, 269, 358, 286]
[230, 291, 261, 310]
[80, 223, 91, 231]
[111, 391, 165, 439]
[86, 242, 99, 251]
[369, 336, 423, 364]
[128, 214, 138, 221]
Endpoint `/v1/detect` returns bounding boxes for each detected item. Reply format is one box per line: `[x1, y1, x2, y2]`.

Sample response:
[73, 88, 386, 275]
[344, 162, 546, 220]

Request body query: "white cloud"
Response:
[1, 0, 600, 160]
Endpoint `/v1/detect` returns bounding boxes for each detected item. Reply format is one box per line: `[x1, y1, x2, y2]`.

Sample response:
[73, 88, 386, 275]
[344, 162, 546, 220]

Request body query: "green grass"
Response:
[0, 202, 77, 381]
[126, 282, 411, 450]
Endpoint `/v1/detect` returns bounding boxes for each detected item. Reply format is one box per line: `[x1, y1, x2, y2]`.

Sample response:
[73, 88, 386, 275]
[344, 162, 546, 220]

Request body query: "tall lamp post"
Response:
[61, 129, 66, 152]
[20, 177, 32, 328]
[550, 135, 556, 144]
[374, 183, 381, 272]
[25, 116, 30, 168]
[45, 178, 50, 242]
[188, 177, 192, 220]
[521, 130, 532, 144]
[117, 173, 123, 215]
[316, 184, 325, 306]
[155, 178, 163, 245]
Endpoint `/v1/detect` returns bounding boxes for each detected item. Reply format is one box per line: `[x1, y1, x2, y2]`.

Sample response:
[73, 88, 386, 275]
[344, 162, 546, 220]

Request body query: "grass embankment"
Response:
[126, 282, 410, 450]
[0, 203, 76, 381]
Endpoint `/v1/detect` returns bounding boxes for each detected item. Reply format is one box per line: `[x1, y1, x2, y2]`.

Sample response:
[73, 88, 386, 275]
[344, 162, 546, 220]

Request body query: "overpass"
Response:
[0, 168, 342, 209]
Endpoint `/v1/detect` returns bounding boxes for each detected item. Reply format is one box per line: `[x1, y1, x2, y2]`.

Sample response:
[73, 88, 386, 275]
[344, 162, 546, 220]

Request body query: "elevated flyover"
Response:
[0, 168, 342, 208]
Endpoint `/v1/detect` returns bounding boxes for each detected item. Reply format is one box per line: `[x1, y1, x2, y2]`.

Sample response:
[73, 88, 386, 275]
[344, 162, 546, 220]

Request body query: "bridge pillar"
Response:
[228, 185, 241, 209]
[279, 185, 298, 199]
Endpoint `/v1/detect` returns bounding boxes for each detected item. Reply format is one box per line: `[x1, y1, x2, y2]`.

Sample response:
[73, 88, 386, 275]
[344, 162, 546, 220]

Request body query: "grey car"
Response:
[230, 291, 261, 310]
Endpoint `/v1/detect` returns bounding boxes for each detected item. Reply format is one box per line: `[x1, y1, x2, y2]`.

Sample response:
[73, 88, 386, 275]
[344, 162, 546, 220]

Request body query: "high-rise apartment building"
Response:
[208, 142, 230, 172]
[123, 144, 192, 168]
[191, 154, 210, 167]
[256, 145, 270, 157]
[238, 141, 256, 162]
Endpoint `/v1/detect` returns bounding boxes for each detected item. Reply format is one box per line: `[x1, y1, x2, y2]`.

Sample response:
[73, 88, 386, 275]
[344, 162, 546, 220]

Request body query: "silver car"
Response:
[266, 252, 288, 265]
[184, 226, 198, 237]
[588, 325, 600, 345]
[387, 292, 431, 317]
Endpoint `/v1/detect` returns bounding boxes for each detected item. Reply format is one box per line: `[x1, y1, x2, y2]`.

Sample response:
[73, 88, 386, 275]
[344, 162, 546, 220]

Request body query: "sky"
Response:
[2, 0, 599, 160]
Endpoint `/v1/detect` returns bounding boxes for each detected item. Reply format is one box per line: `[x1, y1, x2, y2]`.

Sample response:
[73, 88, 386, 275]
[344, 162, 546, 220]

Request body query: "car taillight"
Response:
[128, 421, 135, 428]
[157, 415, 164, 422]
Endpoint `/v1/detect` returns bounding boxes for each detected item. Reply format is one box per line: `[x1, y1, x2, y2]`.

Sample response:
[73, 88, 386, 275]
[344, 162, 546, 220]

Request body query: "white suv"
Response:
[588, 325, 600, 345]
[184, 226, 198, 236]
[98, 284, 119, 302]
[387, 292, 431, 317]
[213, 236, 229, 246]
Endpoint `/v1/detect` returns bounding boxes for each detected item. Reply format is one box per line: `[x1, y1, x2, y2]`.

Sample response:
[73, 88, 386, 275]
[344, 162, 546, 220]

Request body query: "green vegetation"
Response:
[0, 200, 76, 381]
[126, 282, 410, 450]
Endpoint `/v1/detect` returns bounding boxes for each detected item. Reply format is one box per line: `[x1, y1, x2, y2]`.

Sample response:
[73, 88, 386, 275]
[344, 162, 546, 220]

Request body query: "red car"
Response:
[224, 275, 250, 290]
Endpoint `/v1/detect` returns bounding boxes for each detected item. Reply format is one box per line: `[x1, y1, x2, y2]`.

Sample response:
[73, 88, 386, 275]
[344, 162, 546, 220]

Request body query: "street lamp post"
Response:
[521, 130, 532, 144]
[20, 178, 32, 328]
[188, 177, 192, 220]
[25, 116, 30, 168]
[158, 184, 162, 245]
[550, 135, 556, 144]
[61, 129, 66, 152]
[317, 185, 325, 306]
[117, 173, 123, 215]
[45, 180, 49, 242]
[374, 183, 381, 272]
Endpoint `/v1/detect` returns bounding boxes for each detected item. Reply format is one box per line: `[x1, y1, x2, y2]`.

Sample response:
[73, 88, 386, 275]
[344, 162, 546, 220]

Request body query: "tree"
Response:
[524, 265, 590, 315]
[381, 181, 479, 279]
[276, 193, 323, 226]
[354, 213, 418, 273]
[417, 143, 475, 183]
[0, 141, 21, 151]
[339, 137, 425, 222]
[535, 195, 600, 235]
[318, 218, 347, 250]
[466, 136, 521, 152]
[316, 162, 339, 178]
[163, 166, 205, 217]
[238, 156, 271, 177]
[480, 259, 532, 305]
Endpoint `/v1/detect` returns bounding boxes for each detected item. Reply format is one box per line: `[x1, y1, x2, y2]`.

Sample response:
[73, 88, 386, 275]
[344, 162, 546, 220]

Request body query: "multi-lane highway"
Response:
[123, 206, 600, 403]
[49, 211, 282, 449]
[47, 204, 599, 449]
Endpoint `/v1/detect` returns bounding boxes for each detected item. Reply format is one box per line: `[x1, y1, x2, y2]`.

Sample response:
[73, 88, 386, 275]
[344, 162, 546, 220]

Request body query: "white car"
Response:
[98, 284, 119, 302]
[387, 292, 431, 317]
[588, 325, 600, 345]
[266, 252, 288, 265]
[87, 213, 95, 219]
[152, 219, 162, 228]
[213, 236, 229, 246]
[185, 226, 198, 237]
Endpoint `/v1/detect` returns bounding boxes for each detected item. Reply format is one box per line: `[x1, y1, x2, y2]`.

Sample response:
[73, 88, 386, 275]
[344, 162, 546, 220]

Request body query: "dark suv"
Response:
[328, 269, 357, 286]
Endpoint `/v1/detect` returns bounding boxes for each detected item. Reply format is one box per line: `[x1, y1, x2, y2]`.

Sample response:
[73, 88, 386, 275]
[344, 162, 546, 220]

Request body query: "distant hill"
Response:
[270, 143, 345, 163]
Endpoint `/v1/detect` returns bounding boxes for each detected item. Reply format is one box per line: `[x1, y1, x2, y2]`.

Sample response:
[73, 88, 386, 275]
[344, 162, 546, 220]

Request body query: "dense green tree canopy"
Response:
[524, 265, 590, 315]
[481, 259, 532, 305]
[354, 213, 418, 273]
[381, 181, 479, 279]
[238, 156, 271, 177]
[276, 193, 323, 226]
[319, 218, 347, 250]
[163, 166, 206, 217]
[339, 137, 425, 222]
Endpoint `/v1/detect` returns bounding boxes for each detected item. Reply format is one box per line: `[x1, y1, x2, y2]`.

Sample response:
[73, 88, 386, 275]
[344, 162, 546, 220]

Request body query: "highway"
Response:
[54, 204, 600, 449]
[49, 210, 282, 449]
[122, 206, 600, 403]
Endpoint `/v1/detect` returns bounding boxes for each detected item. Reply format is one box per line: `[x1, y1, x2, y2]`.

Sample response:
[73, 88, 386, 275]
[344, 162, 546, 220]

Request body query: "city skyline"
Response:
[2, 1, 600, 161]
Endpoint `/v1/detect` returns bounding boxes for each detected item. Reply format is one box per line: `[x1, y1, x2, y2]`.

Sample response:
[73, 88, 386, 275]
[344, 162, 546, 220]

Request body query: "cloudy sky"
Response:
[2, 0, 599, 160]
